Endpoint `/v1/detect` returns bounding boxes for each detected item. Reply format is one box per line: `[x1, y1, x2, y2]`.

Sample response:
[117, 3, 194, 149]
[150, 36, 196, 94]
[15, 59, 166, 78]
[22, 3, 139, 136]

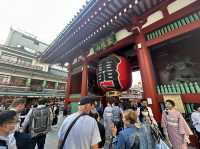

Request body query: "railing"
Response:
[0, 84, 65, 91]
[0, 57, 43, 71]
[157, 82, 200, 95]
[146, 9, 200, 41]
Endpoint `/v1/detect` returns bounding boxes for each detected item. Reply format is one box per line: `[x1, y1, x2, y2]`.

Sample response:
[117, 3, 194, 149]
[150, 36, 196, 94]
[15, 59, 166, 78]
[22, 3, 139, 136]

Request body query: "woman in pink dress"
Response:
[161, 100, 193, 149]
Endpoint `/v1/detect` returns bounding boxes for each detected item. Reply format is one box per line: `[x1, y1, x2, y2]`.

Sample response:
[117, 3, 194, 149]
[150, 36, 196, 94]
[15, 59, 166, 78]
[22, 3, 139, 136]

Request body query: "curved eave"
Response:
[40, 0, 167, 64]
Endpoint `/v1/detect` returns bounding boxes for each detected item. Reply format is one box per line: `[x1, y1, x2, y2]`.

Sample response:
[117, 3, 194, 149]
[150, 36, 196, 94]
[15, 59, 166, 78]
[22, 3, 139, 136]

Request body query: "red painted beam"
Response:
[146, 20, 200, 47]
[135, 31, 161, 121]
[157, 94, 200, 104]
[182, 94, 200, 103]
[143, 0, 200, 34]
[68, 98, 80, 102]
[65, 64, 72, 98]
[81, 63, 88, 96]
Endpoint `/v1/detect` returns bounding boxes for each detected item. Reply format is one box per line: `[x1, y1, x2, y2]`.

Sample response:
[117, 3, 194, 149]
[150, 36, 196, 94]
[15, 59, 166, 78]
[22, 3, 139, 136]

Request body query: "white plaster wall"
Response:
[167, 0, 197, 14]
[51, 64, 67, 71]
[142, 11, 164, 28]
[115, 29, 133, 41]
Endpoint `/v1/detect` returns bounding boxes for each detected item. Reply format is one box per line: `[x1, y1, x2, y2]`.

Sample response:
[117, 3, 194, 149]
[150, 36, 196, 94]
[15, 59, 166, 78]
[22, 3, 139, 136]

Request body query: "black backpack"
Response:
[0, 140, 8, 149]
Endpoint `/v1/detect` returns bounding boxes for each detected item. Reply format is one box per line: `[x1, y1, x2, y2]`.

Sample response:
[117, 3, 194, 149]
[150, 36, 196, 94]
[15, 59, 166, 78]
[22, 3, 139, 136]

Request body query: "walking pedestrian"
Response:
[137, 99, 157, 125]
[22, 98, 52, 149]
[191, 104, 200, 147]
[52, 104, 59, 126]
[93, 113, 106, 149]
[130, 99, 138, 111]
[111, 109, 153, 149]
[137, 99, 156, 148]
[103, 101, 113, 142]
[112, 101, 123, 135]
[0, 110, 17, 149]
[58, 96, 101, 149]
[8, 98, 34, 149]
[161, 99, 193, 149]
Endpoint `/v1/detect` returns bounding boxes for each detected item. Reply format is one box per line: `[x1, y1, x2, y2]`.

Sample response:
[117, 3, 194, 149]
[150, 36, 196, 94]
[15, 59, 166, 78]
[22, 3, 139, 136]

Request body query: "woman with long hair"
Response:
[161, 100, 193, 149]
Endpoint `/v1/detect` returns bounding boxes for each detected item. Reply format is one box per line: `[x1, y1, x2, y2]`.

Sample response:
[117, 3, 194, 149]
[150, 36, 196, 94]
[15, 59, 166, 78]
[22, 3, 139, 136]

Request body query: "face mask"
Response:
[91, 109, 97, 114]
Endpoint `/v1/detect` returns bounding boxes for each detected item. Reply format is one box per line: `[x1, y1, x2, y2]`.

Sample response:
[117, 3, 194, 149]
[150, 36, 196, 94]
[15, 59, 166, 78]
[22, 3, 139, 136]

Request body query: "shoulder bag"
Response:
[59, 113, 87, 149]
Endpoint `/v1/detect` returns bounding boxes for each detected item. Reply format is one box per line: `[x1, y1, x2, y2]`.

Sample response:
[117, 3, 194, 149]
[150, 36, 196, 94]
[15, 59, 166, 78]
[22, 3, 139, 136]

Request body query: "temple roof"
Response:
[40, 0, 166, 64]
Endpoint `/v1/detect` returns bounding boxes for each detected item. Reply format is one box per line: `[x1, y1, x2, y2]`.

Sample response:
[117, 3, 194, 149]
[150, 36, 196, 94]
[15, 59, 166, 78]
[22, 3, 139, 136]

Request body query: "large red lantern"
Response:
[97, 54, 132, 91]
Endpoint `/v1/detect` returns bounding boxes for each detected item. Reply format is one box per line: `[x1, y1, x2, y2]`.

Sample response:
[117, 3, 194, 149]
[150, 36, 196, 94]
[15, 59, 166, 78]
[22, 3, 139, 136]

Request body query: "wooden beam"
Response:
[138, 0, 176, 23]
[157, 94, 200, 104]
[146, 20, 200, 47]
[182, 94, 200, 103]
[81, 63, 88, 96]
[87, 35, 135, 62]
[135, 31, 161, 121]
[143, 0, 200, 33]
[65, 64, 72, 98]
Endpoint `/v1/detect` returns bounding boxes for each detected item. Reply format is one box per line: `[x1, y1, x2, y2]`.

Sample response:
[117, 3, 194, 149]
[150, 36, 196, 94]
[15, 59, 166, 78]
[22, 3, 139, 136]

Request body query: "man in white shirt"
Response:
[58, 96, 101, 149]
[191, 104, 200, 146]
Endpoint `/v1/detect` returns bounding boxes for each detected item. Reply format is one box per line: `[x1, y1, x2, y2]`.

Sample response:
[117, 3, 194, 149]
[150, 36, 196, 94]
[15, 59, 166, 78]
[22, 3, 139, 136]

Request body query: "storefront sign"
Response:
[91, 33, 116, 53]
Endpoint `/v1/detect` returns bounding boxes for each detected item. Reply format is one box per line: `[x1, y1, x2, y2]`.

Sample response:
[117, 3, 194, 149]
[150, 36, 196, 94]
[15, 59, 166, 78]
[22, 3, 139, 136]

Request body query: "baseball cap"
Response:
[0, 110, 17, 125]
[79, 96, 93, 105]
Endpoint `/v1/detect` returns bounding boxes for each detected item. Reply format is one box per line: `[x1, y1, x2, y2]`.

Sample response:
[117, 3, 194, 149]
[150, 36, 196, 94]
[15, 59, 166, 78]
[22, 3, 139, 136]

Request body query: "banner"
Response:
[163, 94, 185, 113]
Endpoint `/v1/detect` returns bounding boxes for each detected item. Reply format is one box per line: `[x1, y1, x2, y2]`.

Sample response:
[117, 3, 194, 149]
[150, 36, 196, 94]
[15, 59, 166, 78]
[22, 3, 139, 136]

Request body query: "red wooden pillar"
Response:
[81, 63, 88, 96]
[135, 30, 161, 121]
[65, 64, 72, 99]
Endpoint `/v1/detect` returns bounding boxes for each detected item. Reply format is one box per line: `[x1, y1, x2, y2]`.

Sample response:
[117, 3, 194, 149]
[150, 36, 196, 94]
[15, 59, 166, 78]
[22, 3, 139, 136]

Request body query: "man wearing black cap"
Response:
[58, 96, 101, 149]
[0, 110, 17, 149]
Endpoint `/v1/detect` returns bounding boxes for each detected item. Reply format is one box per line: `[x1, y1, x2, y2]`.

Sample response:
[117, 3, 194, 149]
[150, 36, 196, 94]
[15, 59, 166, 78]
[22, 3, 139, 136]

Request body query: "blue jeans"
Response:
[32, 134, 46, 149]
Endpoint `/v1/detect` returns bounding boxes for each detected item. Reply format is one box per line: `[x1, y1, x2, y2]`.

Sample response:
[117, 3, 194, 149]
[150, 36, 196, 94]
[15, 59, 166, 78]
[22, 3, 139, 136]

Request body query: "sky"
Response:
[132, 71, 142, 88]
[0, 0, 87, 44]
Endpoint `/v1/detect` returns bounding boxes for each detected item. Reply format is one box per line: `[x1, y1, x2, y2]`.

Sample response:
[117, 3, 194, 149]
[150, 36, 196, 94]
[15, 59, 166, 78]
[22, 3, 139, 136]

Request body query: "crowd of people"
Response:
[0, 96, 200, 149]
[0, 98, 60, 149]
[57, 97, 199, 149]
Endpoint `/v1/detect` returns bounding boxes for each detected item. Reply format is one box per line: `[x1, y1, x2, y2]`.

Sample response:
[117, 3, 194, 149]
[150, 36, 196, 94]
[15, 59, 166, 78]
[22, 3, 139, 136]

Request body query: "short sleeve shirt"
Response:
[58, 112, 101, 149]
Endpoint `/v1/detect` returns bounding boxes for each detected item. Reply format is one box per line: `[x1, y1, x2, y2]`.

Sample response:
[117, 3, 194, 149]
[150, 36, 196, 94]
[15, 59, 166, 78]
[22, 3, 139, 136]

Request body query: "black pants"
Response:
[113, 121, 123, 135]
[196, 131, 200, 147]
[32, 134, 46, 149]
[14, 132, 34, 149]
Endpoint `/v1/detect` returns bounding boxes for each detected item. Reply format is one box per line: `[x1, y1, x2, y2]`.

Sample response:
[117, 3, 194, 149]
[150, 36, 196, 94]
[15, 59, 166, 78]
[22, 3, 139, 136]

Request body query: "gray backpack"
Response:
[29, 107, 51, 137]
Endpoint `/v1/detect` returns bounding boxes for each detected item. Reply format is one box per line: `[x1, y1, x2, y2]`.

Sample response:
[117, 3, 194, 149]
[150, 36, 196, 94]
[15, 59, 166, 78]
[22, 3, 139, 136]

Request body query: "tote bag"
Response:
[156, 139, 171, 149]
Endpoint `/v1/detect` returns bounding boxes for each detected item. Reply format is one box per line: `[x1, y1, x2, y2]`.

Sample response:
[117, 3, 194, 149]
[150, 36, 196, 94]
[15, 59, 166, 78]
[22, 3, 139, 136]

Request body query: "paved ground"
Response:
[44, 113, 65, 149]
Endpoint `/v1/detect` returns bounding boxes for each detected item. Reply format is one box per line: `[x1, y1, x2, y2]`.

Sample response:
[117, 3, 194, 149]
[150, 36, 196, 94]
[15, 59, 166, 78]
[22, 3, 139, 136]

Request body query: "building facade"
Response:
[0, 28, 67, 98]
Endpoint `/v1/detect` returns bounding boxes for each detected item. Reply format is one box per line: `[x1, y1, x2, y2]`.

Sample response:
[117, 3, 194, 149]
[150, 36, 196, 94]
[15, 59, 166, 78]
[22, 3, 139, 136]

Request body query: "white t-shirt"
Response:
[191, 111, 200, 132]
[58, 112, 101, 149]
